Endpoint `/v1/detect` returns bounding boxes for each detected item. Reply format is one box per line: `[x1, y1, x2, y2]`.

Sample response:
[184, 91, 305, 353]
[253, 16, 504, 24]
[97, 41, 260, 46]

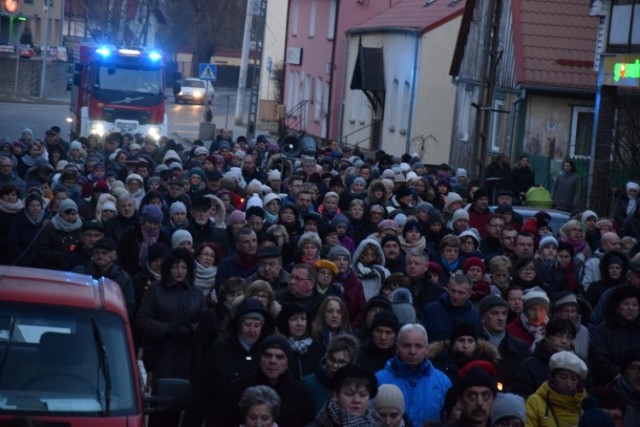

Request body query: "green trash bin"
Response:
[525, 186, 553, 209]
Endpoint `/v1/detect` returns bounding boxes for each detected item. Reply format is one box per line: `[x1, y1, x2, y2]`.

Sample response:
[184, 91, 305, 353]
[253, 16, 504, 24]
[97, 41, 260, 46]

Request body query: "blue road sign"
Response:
[199, 63, 217, 81]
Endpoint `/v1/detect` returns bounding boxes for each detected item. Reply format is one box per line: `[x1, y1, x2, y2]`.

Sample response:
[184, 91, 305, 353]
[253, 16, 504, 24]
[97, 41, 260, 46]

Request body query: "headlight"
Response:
[193, 91, 203, 98]
[91, 123, 105, 137]
[147, 127, 162, 140]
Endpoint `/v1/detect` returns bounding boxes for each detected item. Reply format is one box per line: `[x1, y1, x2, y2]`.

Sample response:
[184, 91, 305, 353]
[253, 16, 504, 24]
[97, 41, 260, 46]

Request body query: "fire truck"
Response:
[70, 44, 167, 140]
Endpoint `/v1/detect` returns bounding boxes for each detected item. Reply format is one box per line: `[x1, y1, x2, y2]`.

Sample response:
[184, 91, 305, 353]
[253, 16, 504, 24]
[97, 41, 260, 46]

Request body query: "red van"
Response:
[0, 266, 189, 426]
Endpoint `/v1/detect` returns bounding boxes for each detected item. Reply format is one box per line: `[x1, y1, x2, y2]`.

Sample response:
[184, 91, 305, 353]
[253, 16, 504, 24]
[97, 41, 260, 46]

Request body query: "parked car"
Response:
[174, 78, 214, 105]
[491, 205, 571, 232]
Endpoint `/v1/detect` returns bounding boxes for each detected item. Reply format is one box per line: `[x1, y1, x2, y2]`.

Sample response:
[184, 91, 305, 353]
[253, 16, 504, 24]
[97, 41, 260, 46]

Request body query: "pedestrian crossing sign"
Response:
[199, 63, 217, 81]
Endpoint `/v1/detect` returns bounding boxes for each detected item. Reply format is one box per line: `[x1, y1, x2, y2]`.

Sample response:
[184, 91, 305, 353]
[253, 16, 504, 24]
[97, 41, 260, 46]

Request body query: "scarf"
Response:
[520, 312, 548, 351]
[560, 235, 588, 255]
[399, 236, 427, 253]
[355, 262, 385, 279]
[264, 209, 278, 224]
[288, 337, 313, 354]
[146, 262, 162, 281]
[0, 198, 23, 214]
[483, 327, 506, 348]
[302, 254, 320, 265]
[138, 224, 160, 268]
[51, 212, 82, 232]
[237, 334, 258, 353]
[26, 209, 45, 225]
[628, 197, 637, 217]
[324, 399, 383, 427]
[194, 260, 217, 297]
[20, 153, 46, 168]
[439, 255, 460, 273]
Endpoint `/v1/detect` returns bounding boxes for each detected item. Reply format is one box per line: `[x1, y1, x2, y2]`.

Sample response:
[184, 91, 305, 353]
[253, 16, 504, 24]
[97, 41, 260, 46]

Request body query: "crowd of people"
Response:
[2, 125, 640, 427]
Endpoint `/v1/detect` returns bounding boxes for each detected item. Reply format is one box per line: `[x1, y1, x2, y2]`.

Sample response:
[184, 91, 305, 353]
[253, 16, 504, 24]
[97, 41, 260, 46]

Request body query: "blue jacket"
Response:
[421, 293, 480, 342]
[376, 357, 451, 427]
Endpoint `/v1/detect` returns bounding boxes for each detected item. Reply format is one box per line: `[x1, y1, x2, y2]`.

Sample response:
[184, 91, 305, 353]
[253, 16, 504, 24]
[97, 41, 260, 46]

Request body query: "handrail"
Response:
[342, 122, 374, 148]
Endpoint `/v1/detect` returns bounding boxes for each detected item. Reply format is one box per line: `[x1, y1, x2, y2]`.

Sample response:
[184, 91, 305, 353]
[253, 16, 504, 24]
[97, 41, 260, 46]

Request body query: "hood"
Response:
[205, 194, 226, 228]
[162, 150, 182, 164]
[227, 298, 274, 336]
[367, 179, 387, 201]
[352, 237, 386, 269]
[599, 250, 629, 284]
[427, 339, 500, 363]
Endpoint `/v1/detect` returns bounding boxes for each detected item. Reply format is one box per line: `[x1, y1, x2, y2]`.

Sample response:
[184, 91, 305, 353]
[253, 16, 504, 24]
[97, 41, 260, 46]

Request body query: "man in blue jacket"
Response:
[376, 323, 451, 427]
[421, 273, 480, 342]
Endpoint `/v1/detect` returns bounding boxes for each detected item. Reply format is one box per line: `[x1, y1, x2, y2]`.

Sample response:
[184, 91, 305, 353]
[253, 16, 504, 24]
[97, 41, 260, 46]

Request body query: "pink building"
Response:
[283, 0, 399, 142]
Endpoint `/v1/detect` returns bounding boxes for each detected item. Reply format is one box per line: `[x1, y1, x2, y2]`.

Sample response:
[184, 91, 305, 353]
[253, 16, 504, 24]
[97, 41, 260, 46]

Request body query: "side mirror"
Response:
[73, 73, 81, 87]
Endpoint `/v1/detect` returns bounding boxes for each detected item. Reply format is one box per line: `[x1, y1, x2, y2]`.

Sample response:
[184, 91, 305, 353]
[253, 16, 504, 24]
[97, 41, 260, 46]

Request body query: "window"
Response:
[287, 70, 296, 110]
[400, 81, 410, 134]
[328, 0, 337, 40]
[349, 91, 358, 124]
[569, 107, 594, 158]
[489, 98, 505, 153]
[609, 0, 640, 50]
[460, 84, 475, 142]
[309, 0, 317, 38]
[292, 0, 300, 36]
[314, 77, 323, 121]
[388, 79, 399, 132]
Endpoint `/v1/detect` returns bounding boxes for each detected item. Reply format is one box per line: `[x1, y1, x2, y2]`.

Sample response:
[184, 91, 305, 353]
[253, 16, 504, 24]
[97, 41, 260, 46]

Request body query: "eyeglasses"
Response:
[199, 252, 215, 259]
[290, 275, 311, 282]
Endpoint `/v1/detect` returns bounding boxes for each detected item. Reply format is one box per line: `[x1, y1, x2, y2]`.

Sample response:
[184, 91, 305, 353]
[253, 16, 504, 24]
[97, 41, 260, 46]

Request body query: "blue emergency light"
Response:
[96, 46, 111, 58]
[148, 50, 162, 62]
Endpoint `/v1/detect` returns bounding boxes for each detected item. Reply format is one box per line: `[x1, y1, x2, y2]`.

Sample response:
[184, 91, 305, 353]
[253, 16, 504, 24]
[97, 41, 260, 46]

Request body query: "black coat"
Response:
[212, 370, 315, 427]
[590, 317, 640, 386]
[104, 214, 139, 242]
[481, 332, 531, 393]
[511, 339, 554, 398]
[7, 209, 48, 267]
[34, 220, 81, 270]
[357, 339, 396, 373]
[288, 338, 325, 380]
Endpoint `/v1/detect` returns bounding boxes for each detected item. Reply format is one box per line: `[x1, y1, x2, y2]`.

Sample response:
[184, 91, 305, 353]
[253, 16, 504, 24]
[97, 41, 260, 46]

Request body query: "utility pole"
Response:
[246, 0, 268, 138]
[235, 0, 255, 126]
[39, 0, 52, 99]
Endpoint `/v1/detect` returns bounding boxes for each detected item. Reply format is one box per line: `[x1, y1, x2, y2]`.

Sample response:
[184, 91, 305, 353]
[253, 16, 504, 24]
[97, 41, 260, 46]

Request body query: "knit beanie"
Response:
[171, 230, 193, 248]
[458, 366, 497, 397]
[60, 198, 78, 213]
[522, 287, 550, 312]
[478, 295, 509, 317]
[228, 210, 246, 225]
[328, 244, 351, 262]
[331, 213, 350, 227]
[370, 310, 400, 334]
[491, 393, 525, 427]
[539, 235, 559, 251]
[126, 173, 143, 185]
[142, 205, 163, 224]
[551, 292, 579, 312]
[447, 192, 463, 207]
[427, 209, 444, 225]
[452, 208, 470, 223]
[581, 210, 598, 223]
[378, 219, 400, 234]
[463, 257, 485, 274]
[621, 345, 640, 373]
[402, 220, 421, 237]
[169, 201, 187, 216]
[390, 288, 416, 325]
[258, 335, 293, 362]
[450, 322, 478, 343]
[473, 188, 490, 202]
[246, 206, 265, 219]
[578, 397, 615, 427]
[549, 350, 588, 380]
[267, 169, 282, 181]
[373, 384, 405, 413]
[365, 295, 392, 313]
[396, 184, 412, 199]
[148, 242, 170, 262]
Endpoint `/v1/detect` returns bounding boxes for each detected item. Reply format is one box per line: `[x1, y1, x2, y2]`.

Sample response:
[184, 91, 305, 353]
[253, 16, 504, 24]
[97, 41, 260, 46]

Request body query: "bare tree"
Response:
[612, 90, 640, 170]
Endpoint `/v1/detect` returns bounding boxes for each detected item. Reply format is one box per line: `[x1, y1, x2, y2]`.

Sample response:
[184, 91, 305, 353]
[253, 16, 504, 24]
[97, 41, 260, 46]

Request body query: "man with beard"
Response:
[382, 235, 405, 274]
[449, 366, 497, 427]
[405, 249, 445, 311]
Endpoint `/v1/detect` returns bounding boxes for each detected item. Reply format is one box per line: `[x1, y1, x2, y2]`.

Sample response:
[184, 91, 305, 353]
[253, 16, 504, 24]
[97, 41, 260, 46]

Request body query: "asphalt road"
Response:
[0, 87, 254, 143]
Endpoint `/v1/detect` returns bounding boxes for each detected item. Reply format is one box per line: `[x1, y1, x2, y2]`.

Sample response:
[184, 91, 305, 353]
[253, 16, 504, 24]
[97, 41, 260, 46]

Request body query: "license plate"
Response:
[115, 120, 139, 133]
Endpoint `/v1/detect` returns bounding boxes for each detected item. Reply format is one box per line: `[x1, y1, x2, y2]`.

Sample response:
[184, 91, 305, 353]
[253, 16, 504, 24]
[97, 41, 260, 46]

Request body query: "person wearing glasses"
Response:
[35, 197, 82, 270]
[275, 263, 324, 317]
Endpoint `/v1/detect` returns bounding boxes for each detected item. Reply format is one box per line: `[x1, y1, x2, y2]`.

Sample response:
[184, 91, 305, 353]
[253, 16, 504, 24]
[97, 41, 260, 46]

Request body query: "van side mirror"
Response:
[144, 378, 191, 413]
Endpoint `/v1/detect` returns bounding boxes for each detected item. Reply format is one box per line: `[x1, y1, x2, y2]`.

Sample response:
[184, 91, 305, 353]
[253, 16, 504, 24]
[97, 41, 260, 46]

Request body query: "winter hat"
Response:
[539, 236, 558, 251]
[390, 288, 416, 325]
[381, 234, 401, 249]
[373, 384, 405, 413]
[549, 350, 588, 380]
[455, 168, 468, 178]
[82, 220, 104, 233]
[378, 219, 400, 234]
[522, 287, 550, 312]
[170, 201, 187, 216]
[620, 345, 640, 373]
[298, 231, 322, 250]
[473, 188, 490, 202]
[314, 259, 339, 276]
[406, 171, 418, 183]
[191, 195, 211, 211]
[427, 210, 445, 225]
[459, 229, 480, 245]
[60, 199, 78, 213]
[416, 202, 433, 213]
[193, 146, 208, 157]
[551, 292, 579, 312]
[399, 162, 411, 173]
[267, 170, 282, 181]
[263, 193, 281, 208]
[463, 257, 485, 274]
[393, 213, 407, 228]
[578, 396, 615, 427]
[142, 205, 163, 224]
[370, 310, 400, 334]
[396, 184, 412, 199]
[258, 335, 293, 362]
[447, 192, 463, 207]
[478, 294, 509, 317]
[353, 177, 367, 188]
[428, 261, 443, 274]
[365, 295, 392, 313]
[450, 322, 478, 343]
[228, 210, 246, 225]
[460, 360, 497, 379]
[246, 206, 265, 219]
[93, 237, 117, 252]
[491, 393, 525, 427]
[581, 210, 598, 223]
[331, 213, 350, 227]
[327, 244, 351, 262]
[458, 366, 497, 397]
[596, 218, 613, 230]
[246, 193, 263, 209]
[452, 208, 470, 223]
[102, 201, 116, 212]
[324, 191, 339, 202]
[402, 220, 421, 237]
[171, 230, 193, 248]
[329, 365, 378, 397]
[148, 242, 170, 262]
[69, 140, 82, 151]
[605, 254, 624, 267]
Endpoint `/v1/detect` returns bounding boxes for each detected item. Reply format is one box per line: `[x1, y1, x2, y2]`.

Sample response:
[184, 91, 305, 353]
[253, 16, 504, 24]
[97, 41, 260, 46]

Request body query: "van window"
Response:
[0, 303, 137, 416]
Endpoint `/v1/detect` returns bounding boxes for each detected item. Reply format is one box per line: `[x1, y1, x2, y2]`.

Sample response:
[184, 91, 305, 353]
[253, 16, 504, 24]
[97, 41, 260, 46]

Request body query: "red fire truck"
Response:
[70, 44, 167, 140]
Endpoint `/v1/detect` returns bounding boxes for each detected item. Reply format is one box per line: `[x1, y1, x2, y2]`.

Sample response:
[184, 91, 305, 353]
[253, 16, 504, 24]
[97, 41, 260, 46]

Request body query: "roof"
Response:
[351, 0, 466, 34]
[513, 0, 599, 90]
[0, 266, 129, 322]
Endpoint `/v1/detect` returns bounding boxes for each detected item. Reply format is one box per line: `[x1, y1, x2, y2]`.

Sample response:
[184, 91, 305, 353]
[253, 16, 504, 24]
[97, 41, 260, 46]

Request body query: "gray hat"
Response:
[59, 198, 78, 213]
[171, 230, 193, 248]
[328, 245, 351, 262]
[479, 294, 509, 317]
[491, 393, 525, 427]
[257, 245, 281, 259]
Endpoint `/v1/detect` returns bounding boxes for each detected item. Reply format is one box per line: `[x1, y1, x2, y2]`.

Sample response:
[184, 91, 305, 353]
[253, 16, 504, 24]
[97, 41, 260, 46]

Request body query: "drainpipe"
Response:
[405, 31, 421, 155]
[327, 0, 341, 143]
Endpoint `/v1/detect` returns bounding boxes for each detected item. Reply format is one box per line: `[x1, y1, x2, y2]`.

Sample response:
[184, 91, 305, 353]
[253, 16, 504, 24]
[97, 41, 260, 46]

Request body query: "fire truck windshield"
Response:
[94, 64, 163, 95]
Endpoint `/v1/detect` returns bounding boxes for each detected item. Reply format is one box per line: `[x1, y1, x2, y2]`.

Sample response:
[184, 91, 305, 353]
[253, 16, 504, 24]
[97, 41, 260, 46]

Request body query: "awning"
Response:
[350, 39, 385, 113]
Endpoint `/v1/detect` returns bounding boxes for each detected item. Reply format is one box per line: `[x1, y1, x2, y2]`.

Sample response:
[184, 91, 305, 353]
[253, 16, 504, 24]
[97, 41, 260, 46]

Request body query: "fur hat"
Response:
[549, 351, 588, 380]
[373, 384, 404, 413]
[391, 288, 416, 325]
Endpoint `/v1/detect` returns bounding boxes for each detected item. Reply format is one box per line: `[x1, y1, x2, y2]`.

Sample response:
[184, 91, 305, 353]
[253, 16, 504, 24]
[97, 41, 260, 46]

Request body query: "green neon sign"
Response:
[613, 59, 640, 82]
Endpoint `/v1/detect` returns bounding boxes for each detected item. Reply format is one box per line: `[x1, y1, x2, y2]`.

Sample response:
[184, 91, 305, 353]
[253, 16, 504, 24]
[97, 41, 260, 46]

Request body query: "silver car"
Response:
[175, 78, 214, 105]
